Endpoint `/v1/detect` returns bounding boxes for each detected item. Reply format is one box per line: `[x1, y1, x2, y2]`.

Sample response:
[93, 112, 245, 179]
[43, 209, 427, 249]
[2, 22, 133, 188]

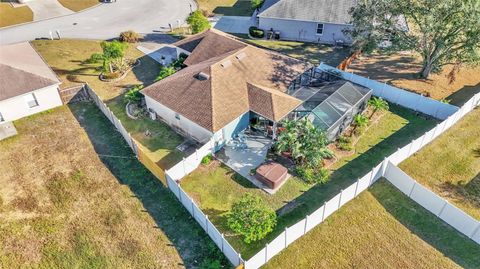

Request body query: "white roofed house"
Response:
[255, 0, 357, 44]
[0, 42, 62, 139]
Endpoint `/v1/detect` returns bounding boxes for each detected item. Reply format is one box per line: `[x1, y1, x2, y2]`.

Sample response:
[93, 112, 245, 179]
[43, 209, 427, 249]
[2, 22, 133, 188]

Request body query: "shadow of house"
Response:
[212, 1, 253, 16]
[446, 82, 480, 107]
[68, 102, 229, 268]
[370, 179, 480, 268]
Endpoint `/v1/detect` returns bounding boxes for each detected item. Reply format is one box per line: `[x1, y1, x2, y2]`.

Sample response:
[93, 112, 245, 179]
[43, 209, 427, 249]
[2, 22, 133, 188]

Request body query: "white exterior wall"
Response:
[145, 95, 213, 143]
[258, 17, 352, 44]
[0, 84, 62, 122]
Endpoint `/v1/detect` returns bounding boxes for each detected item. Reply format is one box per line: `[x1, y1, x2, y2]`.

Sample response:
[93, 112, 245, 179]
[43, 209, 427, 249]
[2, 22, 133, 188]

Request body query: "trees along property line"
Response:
[83, 67, 480, 268]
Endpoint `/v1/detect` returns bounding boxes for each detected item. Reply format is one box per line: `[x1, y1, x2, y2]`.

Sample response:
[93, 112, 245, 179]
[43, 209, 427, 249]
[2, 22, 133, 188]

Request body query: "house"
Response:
[141, 29, 370, 148]
[0, 42, 62, 125]
[255, 0, 356, 44]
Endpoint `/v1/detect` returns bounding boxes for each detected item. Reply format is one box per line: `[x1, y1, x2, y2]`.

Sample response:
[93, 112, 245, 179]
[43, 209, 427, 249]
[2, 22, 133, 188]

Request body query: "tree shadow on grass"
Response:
[439, 173, 480, 219]
[371, 179, 480, 269]
[69, 102, 229, 268]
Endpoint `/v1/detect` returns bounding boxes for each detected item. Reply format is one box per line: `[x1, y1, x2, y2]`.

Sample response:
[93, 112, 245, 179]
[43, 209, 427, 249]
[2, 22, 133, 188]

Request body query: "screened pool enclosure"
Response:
[287, 68, 372, 140]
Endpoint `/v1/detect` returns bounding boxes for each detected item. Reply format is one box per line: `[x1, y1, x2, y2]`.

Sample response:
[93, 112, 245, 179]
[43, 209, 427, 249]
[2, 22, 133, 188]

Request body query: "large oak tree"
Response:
[346, 0, 480, 78]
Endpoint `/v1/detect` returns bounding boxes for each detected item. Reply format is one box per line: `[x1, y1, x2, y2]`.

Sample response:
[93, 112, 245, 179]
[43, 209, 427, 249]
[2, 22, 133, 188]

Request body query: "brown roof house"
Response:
[0, 42, 62, 125]
[141, 29, 313, 146]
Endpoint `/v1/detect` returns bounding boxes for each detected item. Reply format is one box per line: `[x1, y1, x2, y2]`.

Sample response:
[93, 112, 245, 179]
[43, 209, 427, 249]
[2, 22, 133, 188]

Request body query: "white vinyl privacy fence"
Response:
[384, 162, 480, 244]
[86, 73, 480, 269]
[317, 63, 459, 120]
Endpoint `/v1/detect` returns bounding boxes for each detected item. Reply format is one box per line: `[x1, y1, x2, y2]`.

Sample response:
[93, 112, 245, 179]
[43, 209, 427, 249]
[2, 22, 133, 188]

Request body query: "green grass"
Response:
[263, 180, 480, 269]
[0, 3, 33, 28]
[0, 104, 228, 268]
[181, 104, 437, 257]
[400, 108, 480, 220]
[198, 0, 254, 16]
[106, 97, 184, 170]
[244, 39, 351, 66]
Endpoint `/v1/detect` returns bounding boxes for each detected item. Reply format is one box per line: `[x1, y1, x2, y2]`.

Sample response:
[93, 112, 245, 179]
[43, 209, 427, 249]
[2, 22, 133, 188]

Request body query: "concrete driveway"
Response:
[212, 16, 254, 34]
[26, 0, 73, 21]
[0, 0, 196, 45]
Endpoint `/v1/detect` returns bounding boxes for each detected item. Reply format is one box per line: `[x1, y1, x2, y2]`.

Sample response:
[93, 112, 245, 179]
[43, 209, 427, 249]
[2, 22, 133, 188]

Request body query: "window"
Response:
[175, 113, 180, 120]
[316, 23, 324, 35]
[0, 112, 4, 122]
[24, 93, 39, 108]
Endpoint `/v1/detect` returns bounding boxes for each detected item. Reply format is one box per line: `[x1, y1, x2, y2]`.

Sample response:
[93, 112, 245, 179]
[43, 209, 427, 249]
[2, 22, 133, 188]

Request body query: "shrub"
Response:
[249, 26, 265, 38]
[155, 66, 176, 81]
[251, 0, 264, 9]
[102, 72, 121, 80]
[171, 53, 188, 69]
[201, 154, 213, 165]
[295, 166, 330, 184]
[187, 11, 211, 34]
[338, 135, 353, 151]
[119, 30, 140, 43]
[227, 193, 276, 243]
[86, 52, 104, 64]
[124, 85, 144, 103]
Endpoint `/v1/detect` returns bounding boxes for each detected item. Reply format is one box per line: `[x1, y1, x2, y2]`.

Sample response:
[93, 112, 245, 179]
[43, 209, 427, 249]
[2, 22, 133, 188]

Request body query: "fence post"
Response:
[178, 183, 182, 203]
[195, 149, 199, 160]
[354, 179, 360, 197]
[182, 157, 186, 175]
[191, 198, 195, 218]
[265, 243, 268, 262]
[380, 158, 388, 179]
[408, 182, 416, 197]
[407, 140, 414, 156]
[321, 202, 327, 221]
[206, 215, 209, 233]
[221, 234, 225, 252]
[437, 201, 448, 217]
[238, 254, 242, 266]
[284, 227, 288, 247]
[338, 189, 343, 208]
[470, 223, 480, 239]
[304, 214, 309, 234]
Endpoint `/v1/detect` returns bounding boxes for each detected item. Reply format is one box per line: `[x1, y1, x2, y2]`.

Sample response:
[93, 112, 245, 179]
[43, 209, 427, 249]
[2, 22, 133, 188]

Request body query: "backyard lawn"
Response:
[400, 108, 480, 220]
[0, 3, 33, 28]
[33, 39, 184, 174]
[197, 0, 253, 16]
[348, 52, 480, 106]
[0, 104, 227, 268]
[244, 39, 351, 66]
[263, 180, 480, 269]
[180, 104, 437, 257]
[57, 0, 99, 12]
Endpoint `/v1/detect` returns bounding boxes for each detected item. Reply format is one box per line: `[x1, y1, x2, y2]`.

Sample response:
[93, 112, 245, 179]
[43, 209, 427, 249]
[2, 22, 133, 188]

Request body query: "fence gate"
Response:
[59, 84, 90, 104]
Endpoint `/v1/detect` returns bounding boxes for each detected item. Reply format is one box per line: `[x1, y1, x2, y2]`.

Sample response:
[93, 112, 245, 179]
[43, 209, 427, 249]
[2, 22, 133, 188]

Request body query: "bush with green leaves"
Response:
[227, 193, 276, 243]
[368, 97, 389, 118]
[251, 0, 264, 9]
[352, 114, 369, 136]
[155, 66, 176, 81]
[119, 30, 140, 43]
[171, 53, 188, 69]
[187, 10, 211, 34]
[201, 154, 213, 165]
[338, 135, 353, 151]
[124, 85, 144, 103]
[295, 166, 330, 184]
[249, 26, 265, 38]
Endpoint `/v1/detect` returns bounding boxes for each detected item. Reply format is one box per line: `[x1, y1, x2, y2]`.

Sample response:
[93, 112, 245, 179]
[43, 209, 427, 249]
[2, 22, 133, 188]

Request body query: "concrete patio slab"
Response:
[137, 44, 177, 66]
[0, 122, 17, 141]
[217, 134, 287, 194]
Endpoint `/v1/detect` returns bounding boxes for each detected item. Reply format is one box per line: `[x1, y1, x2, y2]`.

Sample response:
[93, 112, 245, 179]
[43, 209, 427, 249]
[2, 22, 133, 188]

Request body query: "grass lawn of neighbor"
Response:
[348, 52, 480, 106]
[197, 0, 254, 16]
[181, 104, 437, 257]
[0, 3, 33, 28]
[263, 180, 480, 269]
[244, 39, 351, 67]
[33, 39, 185, 172]
[400, 108, 480, 220]
[0, 104, 227, 268]
[57, 0, 99, 12]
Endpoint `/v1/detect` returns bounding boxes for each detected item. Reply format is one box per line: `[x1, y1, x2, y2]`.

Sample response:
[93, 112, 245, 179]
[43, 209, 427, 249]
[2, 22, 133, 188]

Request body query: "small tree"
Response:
[352, 114, 369, 136]
[368, 97, 389, 118]
[155, 66, 176, 81]
[227, 193, 276, 243]
[187, 11, 211, 34]
[124, 85, 144, 103]
[97, 40, 128, 73]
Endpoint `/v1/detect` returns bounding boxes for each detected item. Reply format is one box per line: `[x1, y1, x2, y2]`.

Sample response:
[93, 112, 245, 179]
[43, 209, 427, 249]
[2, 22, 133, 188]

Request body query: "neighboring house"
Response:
[141, 29, 370, 148]
[0, 42, 62, 124]
[255, 0, 356, 44]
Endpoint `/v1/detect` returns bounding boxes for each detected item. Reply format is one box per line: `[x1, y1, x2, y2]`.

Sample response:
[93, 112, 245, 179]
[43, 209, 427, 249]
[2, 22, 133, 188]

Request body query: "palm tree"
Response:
[352, 114, 369, 136]
[368, 97, 389, 119]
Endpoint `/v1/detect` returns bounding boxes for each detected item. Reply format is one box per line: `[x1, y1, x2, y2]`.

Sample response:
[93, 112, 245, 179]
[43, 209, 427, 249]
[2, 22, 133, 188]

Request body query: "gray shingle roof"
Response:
[258, 0, 356, 25]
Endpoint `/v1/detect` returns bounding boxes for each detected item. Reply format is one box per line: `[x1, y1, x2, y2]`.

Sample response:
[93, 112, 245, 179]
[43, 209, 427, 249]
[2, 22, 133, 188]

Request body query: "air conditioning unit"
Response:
[148, 108, 157, 120]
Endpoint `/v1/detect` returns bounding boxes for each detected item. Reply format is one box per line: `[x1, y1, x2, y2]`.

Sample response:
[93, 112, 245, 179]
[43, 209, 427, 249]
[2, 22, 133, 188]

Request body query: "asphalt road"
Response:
[0, 0, 196, 45]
